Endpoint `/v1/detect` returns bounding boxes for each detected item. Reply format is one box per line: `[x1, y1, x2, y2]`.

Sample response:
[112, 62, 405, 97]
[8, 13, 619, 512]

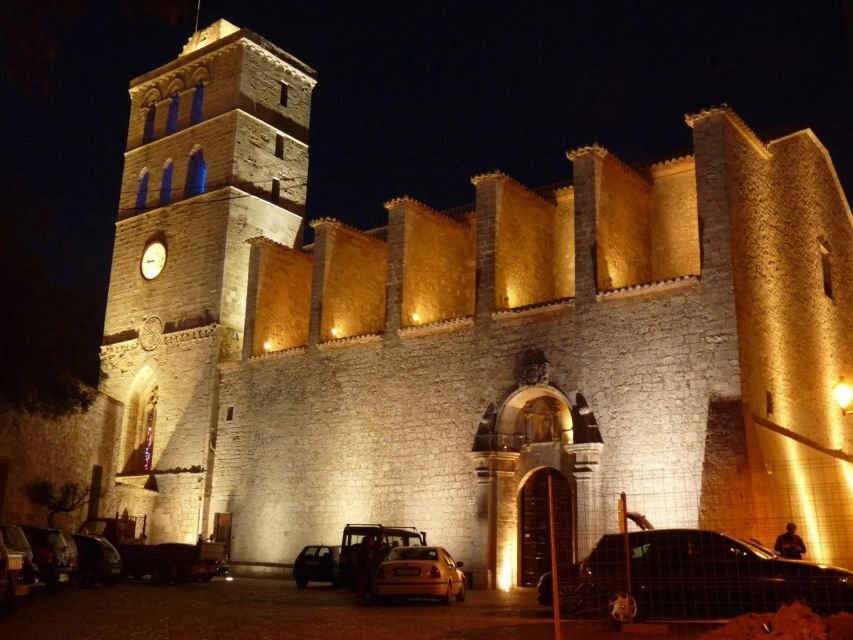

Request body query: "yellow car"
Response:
[374, 546, 465, 604]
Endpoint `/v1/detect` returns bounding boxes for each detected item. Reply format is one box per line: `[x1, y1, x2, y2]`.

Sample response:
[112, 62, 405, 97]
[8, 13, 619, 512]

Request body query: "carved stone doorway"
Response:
[519, 468, 573, 587]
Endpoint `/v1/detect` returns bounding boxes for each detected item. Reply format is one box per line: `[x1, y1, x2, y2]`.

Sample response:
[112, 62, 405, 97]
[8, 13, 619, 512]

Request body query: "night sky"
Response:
[1, 1, 850, 379]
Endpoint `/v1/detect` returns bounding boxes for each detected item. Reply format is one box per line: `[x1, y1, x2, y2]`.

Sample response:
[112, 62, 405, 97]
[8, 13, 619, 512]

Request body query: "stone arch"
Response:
[189, 66, 211, 85]
[119, 366, 160, 474]
[496, 385, 575, 447]
[164, 77, 186, 98]
[141, 87, 162, 106]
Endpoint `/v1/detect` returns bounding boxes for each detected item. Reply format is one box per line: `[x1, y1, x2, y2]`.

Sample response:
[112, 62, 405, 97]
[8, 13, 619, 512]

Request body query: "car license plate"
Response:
[8, 557, 23, 570]
[58, 574, 69, 583]
[394, 568, 420, 576]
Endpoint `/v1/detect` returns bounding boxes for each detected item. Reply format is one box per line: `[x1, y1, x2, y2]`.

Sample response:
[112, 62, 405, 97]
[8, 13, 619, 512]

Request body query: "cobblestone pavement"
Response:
[0, 577, 719, 640]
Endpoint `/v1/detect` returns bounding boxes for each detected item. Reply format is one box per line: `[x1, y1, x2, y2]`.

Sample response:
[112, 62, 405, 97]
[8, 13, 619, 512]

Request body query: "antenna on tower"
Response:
[194, 0, 202, 33]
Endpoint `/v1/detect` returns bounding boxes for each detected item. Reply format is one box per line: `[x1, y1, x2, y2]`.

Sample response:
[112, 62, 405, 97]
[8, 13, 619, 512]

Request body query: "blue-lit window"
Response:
[190, 82, 204, 125]
[185, 149, 207, 197]
[143, 105, 156, 143]
[166, 94, 179, 135]
[159, 160, 174, 206]
[135, 170, 149, 212]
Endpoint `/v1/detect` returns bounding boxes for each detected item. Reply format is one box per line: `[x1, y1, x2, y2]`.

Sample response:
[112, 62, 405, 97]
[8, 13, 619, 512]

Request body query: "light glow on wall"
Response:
[784, 438, 825, 562]
[498, 539, 515, 591]
[411, 312, 420, 323]
[263, 341, 272, 351]
[330, 327, 339, 338]
[833, 382, 852, 413]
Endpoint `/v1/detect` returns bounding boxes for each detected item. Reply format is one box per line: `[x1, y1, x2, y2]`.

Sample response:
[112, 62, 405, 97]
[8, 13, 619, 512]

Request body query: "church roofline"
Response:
[129, 26, 317, 91]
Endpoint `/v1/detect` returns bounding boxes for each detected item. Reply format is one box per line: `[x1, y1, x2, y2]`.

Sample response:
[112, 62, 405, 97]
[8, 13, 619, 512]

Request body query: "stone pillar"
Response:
[470, 173, 503, 321]
[307, 220, 333, 346]
[565, 442, 604, 560]
[469, 452, 496, 590]
[383, 199, 408, 337]
[566, 146, 607, 306]
[241, 238, 263, 360]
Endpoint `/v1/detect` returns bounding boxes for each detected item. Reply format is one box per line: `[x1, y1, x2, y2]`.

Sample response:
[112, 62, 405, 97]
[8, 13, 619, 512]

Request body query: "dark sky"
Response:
[0, 1, 850, 360]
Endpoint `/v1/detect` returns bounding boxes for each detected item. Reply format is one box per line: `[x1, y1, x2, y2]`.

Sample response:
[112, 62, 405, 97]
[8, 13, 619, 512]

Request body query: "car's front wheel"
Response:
[608, 592, 638, 623]
[295, 576, 308, 588]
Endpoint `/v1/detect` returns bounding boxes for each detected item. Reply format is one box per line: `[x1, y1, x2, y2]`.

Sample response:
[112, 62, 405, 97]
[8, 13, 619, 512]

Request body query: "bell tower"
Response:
[99, 20, 316, 543]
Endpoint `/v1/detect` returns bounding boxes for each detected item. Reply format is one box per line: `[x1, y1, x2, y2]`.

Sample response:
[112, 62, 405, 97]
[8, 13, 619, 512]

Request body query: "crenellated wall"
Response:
[249, 239, 313, 355]
[313, 220, 388, 341]
[386, 198, 475, 327]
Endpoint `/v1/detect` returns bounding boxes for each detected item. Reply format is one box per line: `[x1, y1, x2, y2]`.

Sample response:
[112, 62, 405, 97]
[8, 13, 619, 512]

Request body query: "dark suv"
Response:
[20, 526, 72, 590]
[538, 529, 853, 621]
[293, 545, 340, 588]
[338, 524, 426, 590]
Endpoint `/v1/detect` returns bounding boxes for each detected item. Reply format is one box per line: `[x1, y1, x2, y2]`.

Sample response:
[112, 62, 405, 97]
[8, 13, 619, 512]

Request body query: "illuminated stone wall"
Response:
[554, 187, 576, 299]
[650, 158, 701, 281]
[313, 220, 388, 341]
[249, 239, 312, 355]
[386, 198, 475, 327]
[596, 154, 653, 290]
[692, 109, 853, 567]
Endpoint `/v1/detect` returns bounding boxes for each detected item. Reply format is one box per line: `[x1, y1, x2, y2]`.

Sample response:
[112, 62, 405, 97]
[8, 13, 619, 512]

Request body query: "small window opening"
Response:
[279, 82, 288, 107]
[143, 104, 156, 144]
[765, 390, 774, 417]
[820, 242, 833, 299]
[166, 94, 180, 135]
[226, 407, 234, 421]
[190, 82, 204, 125]
[135, 170, 149, 212]
[159, 160, 174, 206]
[271, 178, 280, 203]
[275, 134, 284, 159]
[185, 148, 207, 197]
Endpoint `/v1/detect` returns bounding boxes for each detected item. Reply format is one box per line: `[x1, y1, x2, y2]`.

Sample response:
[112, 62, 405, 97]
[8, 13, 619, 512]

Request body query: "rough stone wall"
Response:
[400, 202, 474, 326]
[650, 159, 701, 281]
[717, 114, 853, 567]
[494, 177, 560, 309]
[252, 242, 312, 354]
[99, 330, 219, 543]
[319, 224, 388, 340]
[553, 188, 575, 299]
[0, 393, 122, 530]
[597, 155, 653, 290]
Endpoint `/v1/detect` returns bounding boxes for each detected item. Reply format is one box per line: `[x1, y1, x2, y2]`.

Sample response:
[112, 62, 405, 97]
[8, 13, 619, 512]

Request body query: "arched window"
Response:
[121, 367, 159, 475]
[135, 169, 149, 212]
[184, 147, 207, 197]
[143, 104, 156, 143]
[166, 94, 180, 135]
[159, 159, 173, 206]
[190, 82, 204, 125]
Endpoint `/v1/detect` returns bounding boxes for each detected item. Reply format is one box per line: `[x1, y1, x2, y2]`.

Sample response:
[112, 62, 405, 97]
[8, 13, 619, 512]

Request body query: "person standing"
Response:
[774, 522, 806, 559]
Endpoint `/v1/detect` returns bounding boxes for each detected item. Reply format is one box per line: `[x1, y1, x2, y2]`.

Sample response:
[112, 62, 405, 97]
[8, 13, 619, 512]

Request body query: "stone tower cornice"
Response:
[384, 196, 469, 229]
[685, 104, 771, 159]
[470, 170, 556, 209]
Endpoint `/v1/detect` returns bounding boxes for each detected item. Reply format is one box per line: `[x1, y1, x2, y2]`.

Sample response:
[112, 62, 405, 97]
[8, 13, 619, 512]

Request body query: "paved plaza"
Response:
[0, 577, 717, 639]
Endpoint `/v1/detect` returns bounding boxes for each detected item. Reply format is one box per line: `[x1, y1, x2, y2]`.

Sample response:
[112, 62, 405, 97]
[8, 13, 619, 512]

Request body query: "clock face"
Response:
[141, 241, 167, 280]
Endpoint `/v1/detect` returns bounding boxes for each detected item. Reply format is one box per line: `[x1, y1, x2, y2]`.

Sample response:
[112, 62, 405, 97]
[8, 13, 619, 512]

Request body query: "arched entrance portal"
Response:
[519, 468, 573, 587]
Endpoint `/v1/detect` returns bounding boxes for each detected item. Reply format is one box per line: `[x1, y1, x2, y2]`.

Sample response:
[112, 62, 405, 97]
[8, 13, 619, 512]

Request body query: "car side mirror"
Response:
[456, 561, 464, 568]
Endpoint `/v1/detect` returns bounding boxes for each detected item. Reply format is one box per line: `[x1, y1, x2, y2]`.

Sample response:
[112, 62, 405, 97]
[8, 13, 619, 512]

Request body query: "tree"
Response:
[23, 478, 96, 528]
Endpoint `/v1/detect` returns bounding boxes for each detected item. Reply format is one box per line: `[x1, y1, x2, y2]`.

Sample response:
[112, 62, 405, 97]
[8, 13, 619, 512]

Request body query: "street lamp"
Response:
[833, 381, 852, 415]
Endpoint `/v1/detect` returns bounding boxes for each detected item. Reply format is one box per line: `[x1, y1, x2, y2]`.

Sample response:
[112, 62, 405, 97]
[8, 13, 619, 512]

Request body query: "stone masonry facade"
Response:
[2, 21, 849, 588]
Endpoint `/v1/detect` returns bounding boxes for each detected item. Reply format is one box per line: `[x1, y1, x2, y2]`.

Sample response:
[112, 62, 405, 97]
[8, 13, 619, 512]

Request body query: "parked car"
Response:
[538, 529, 853, 621]
[71, 533, 122, 587]
[1, 526, 41, 608]
[20, 526, 72, 590]
[373, 545, 465, 604]
[293, 545, 340, 588]
[339, 524, 426, 590]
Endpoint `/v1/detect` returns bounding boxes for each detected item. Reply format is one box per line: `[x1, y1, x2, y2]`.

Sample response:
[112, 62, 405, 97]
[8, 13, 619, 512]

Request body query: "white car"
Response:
[374, 546, 465, 604]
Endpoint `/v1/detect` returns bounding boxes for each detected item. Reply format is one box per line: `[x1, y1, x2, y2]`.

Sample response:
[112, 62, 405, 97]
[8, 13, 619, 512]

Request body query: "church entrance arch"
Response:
[519, 467, 572, 587]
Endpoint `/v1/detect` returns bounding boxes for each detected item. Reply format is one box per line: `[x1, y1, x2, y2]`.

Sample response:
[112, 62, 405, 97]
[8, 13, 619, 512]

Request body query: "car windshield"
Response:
[732, 536, 774, 559]
[386, 547, 438, 562]
[2, 526, 30, 551]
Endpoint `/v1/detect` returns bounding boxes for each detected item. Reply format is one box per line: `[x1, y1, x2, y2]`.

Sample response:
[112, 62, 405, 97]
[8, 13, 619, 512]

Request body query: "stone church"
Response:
[4, 19, 850, 588]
